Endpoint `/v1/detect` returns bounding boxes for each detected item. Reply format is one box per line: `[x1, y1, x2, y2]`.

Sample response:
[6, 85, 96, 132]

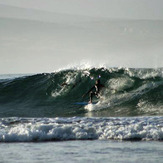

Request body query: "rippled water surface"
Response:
[0, 140, 163, 163]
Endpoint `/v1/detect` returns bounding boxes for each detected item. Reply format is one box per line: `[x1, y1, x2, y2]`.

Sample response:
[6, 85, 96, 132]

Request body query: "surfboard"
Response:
[74, 102, 97, 105]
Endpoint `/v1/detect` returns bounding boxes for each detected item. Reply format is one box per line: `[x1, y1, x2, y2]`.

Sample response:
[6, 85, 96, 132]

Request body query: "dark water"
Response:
[0, 67, 163, 117]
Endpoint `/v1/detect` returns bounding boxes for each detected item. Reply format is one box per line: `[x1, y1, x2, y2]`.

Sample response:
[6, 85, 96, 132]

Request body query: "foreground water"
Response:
[0, 67, 163, 162]
[0, 140, 163, 163]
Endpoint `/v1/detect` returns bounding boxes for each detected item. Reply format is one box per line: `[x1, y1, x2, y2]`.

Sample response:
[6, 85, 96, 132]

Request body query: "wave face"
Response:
[0, 67, 163, 117]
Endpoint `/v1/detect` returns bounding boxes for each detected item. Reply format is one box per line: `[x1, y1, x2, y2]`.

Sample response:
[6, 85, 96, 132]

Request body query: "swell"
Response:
[0, 67, 163, 117]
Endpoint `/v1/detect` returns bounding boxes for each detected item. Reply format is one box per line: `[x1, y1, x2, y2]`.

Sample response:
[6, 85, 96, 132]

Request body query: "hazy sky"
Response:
[0, 0, 163, 19]
[0, 0, 163, 73]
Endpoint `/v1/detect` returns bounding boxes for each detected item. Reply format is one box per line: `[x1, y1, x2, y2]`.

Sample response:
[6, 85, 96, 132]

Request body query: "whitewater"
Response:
[0, 116, 163, 142]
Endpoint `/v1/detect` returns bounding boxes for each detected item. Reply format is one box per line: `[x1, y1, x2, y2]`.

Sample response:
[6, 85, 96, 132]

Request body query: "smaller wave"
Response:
[0, 117, 163, 142]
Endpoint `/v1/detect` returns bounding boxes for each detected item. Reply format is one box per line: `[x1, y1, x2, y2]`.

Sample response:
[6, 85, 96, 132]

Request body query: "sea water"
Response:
[0, 68, 163, 162]
[0, 141, 163, 163]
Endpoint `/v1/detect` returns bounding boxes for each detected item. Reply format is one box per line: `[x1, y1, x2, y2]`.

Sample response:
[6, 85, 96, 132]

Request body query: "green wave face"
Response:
[0, 67, 163, 117]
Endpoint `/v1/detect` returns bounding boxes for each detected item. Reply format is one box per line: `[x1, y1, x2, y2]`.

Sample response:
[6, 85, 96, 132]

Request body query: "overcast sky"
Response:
[0, 0, 163, 19]
[0, 0, 163, 74]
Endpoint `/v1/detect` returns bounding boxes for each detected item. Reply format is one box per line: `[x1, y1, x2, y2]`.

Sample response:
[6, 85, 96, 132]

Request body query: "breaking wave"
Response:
[0, 67, 163, 117]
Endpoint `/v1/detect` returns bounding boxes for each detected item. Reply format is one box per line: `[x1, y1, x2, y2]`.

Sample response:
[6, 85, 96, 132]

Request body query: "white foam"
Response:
[0, 117, 162, 142]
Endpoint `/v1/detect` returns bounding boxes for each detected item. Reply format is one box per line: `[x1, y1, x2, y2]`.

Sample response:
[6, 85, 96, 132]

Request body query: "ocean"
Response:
[0, 67, 163, 162]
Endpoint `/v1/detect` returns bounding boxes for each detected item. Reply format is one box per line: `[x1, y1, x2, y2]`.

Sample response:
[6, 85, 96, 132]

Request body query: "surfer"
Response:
[82, 79, 105, 103]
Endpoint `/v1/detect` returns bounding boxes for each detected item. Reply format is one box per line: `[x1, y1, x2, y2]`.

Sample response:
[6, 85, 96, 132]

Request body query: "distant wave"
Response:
[0, 67, 163, 117]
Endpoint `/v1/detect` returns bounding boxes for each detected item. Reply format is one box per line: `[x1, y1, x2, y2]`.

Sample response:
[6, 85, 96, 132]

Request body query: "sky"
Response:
[0, 0, 163, 73]
[0, 0, 163, 19]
